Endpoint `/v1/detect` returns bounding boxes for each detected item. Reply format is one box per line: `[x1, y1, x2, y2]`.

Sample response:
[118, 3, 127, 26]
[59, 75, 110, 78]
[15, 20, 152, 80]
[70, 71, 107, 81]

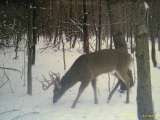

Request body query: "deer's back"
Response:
[74, 49, 132, 78]
[67, 49, 132, 82]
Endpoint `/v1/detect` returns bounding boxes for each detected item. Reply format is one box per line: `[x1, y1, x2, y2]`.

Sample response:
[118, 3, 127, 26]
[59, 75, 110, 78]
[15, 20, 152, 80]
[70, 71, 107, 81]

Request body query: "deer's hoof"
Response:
[126, 101, 129, 104]
[107, 100, 110, 104]
[94, 101, 98, 104]
[94, 99, 98, 104]
[71, 106, 75, 108]
[71, 104, 76, 108]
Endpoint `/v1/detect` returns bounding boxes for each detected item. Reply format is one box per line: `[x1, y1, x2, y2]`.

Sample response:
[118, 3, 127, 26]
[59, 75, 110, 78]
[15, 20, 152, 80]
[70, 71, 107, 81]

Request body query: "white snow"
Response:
[0, 40, 160, 120]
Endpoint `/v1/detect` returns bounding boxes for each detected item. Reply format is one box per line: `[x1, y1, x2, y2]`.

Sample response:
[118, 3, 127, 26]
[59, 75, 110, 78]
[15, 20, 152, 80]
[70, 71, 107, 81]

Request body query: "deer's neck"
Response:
[60, 70, 79, 95]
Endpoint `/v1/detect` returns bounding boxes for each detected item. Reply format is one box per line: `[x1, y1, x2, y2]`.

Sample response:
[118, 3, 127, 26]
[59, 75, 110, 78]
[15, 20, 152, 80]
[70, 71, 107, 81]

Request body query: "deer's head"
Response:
[41, 72, 61, 103]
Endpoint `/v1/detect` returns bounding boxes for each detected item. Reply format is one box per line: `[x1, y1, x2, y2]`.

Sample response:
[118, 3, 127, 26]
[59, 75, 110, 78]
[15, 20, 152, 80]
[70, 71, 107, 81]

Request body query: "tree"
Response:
[97, 0, 102, 51]
[83, 0, 89, 53]
[135, 1, 155, 120]
[106, 0, 131, 91]
[27, 0, 37, 95]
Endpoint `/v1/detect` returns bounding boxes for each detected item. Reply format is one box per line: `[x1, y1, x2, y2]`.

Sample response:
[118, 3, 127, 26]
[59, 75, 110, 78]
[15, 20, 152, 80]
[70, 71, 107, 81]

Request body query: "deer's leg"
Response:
[127, 69, 134, 87]
[126, 81, 130, 103]
[125, 69, 134, 103]
[71, 81, 89, 108]
[116, 70, 130, 103]
[91, 79, 98, 104]
[107, 80, 121, 103]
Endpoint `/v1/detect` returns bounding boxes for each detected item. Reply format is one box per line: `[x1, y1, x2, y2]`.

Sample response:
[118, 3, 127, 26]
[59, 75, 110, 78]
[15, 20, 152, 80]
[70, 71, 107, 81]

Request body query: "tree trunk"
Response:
[112, 32, 128, 91]
[32, 0, 37, 65]
[27, 0, 32, 95]
[149, 6, 157, 67]
[27, 46, 32, 95]
[135, 2, 155, 120]
[27, 0, 37, 95]
[107, 0, 128, 91]
[106, 0, 113, 49]
[158, 32, 160, 51]
[83, 0, 89, 53]
[135, 34, 155, 120]
[98, 0, 102, 51]
[151, 37, 157, 67]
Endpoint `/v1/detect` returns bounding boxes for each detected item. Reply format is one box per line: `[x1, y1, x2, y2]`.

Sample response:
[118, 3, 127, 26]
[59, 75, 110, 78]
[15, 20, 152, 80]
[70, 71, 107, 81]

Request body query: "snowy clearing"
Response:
[0, 42, 160, 120]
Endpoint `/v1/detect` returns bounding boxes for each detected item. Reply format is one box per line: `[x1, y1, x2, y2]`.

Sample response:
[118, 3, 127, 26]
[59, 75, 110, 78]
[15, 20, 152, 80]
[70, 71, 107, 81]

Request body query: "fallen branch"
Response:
[0, 109, 19, 116]
[0, 66, 21, 73]
[0, 79, 9, 88]
[0, 65, 15, 93]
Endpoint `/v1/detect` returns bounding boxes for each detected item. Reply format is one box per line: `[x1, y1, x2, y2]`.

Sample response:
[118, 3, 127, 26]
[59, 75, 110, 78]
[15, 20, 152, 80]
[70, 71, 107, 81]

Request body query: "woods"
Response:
[0, 0, 160, 120]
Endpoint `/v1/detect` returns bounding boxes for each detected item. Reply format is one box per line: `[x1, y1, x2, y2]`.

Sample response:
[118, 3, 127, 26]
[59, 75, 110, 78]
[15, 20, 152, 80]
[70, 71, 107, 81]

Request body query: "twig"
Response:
[132, 54, 136, 84]
[23, 48, 26, 86]
[4, 68, 14, 93]
[0, 65, 14, 93]
[69, 19, 83, 32]
[0, 67, 21, 73]
[0, 43, 15, 48]
[0, 109, 19, 116]
[62, 38, 66, 70]
[39, 41, 61, 53]
[0, 79, 9, 88]
[108, 73, 111, 93]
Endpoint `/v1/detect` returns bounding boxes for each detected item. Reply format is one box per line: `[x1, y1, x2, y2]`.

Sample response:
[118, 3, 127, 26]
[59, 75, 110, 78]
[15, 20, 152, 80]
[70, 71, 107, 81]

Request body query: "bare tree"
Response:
[135, 1, 155, 120]
[106, 0, 132, 92]
[27, 0, 37, 95]
[83, 0, 89, 53]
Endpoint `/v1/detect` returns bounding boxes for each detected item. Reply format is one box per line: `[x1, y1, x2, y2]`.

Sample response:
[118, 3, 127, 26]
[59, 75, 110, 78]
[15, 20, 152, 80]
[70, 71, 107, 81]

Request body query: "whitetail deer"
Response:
[41, 49, 133, 108]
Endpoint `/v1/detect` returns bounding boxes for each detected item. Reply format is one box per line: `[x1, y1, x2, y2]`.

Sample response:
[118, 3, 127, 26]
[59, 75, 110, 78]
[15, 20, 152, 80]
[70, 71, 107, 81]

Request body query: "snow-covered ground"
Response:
[0, 41, 160, 120]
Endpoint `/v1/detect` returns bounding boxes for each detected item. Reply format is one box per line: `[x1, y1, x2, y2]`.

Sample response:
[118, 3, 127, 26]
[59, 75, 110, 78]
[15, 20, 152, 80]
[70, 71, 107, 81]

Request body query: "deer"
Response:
[41, 49, 133, 108]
